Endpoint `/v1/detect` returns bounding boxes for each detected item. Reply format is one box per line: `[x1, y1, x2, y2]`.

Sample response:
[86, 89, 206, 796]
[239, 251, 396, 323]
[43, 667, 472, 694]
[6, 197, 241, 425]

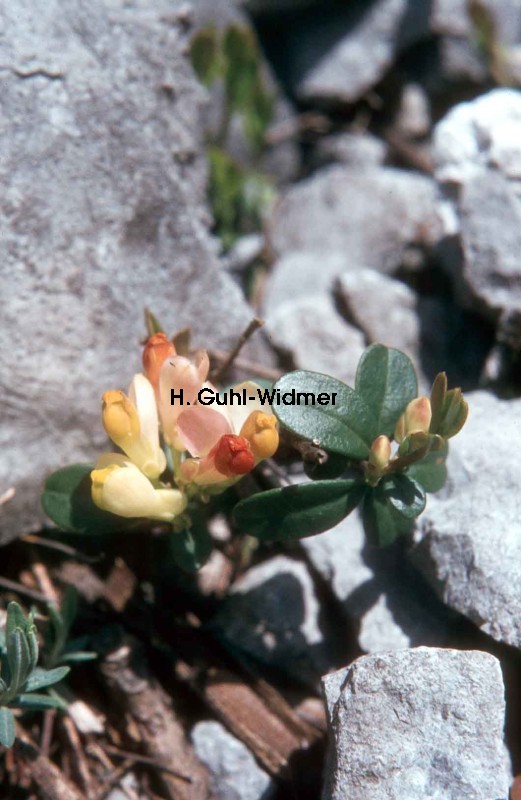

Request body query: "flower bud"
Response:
[240, 411, 279, 460]
[102, 391, 140, 444]
[211, 435, 255, 477]
[142, 333, 176, 390]
[369, 435, 391, 470]
[91, 461, 187, 521]
[394, 396, 432, 443]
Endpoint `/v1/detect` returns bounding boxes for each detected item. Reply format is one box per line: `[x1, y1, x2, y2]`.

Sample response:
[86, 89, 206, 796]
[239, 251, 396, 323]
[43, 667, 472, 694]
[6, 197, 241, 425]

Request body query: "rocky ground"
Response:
[2, 0, 521, 798]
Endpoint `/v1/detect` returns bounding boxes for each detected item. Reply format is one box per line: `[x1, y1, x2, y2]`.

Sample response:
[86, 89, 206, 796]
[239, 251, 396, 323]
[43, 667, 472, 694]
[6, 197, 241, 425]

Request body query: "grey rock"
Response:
[336, 269, 421, 362]
[262, 252, 354, 314]
[290, 0, 431, 106]
[0, 0, 257, 543]
[213, 556, 332, 687]
[192, 721, 274, 800]
[459, 169, 521, 317]
[410, 391, 521, 650]
[265, 295, 365, 387]
[322, 648, 511, 800]
[433, 88, 521, 184]
[302, 511, 449, 654]
[268, 165, 443, 274]
[311, 132, 388, 171]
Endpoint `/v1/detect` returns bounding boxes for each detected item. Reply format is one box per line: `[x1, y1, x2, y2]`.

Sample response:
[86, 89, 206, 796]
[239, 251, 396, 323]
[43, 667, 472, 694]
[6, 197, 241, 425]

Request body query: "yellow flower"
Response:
[102, 375, 166, 479]
[91, 455, 186, 521]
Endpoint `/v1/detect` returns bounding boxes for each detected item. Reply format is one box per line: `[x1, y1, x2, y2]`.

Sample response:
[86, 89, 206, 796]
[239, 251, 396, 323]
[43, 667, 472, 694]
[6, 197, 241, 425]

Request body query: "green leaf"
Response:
[362, 488, 414, 547]
[7, 629, 31, 696]
[169, 526, 213, 573]
[0, 708, 15, 748]
[274, 371, 375, 459]
[223, 25, 258, 113]
[6, 603, 28, 642]
[189, 26, 221, 86]
[233, 480, 365, 541]
[42, 464, 127, 535]
[12, 693, 68, 712]
[355, 344, 418, 438]
[304, 452, 351, 481]
[407, 441, 448, 493]
[144, 307, 164, 337]
[23, 666, 70, 693]
[381, 474, 426, 520]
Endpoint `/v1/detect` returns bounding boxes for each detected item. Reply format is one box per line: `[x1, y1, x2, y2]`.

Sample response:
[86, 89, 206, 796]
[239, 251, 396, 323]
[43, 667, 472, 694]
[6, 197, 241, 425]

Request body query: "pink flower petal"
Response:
[177, 406, 232, 456]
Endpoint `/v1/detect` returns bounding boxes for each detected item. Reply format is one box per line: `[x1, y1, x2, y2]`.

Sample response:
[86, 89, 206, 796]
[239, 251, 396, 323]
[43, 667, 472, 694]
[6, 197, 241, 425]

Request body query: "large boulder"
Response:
[0, 0, 258, 543]
[322, 648, 511, 799]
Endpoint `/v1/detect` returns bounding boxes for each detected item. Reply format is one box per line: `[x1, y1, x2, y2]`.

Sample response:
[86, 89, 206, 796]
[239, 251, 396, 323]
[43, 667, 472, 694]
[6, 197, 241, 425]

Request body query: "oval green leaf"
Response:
[362, 488, 414, 547]
[233, 479, 365, 541]
[42, 464, 127, 535]
[406, 441, 448, 493]
[380, 474, 426, 519]
[355, 344, 418, 437]
[273, 371, 375, 459]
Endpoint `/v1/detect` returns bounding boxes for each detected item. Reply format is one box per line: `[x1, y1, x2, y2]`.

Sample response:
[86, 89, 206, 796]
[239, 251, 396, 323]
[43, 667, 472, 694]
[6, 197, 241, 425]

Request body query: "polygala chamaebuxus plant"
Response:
[233, 344, 468, 546]
[42, 312, 467, 567]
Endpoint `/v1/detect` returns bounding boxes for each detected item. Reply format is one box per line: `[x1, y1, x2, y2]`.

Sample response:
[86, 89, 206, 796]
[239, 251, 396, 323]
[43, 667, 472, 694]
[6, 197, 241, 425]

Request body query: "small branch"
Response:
[210, 318, 265, 382]
[102, 745, 193, 782]
[0, 576, 50, 604]
[22, 533, 104, 563]
[208, 351, 281, 382]
[0, 486, 15, 506]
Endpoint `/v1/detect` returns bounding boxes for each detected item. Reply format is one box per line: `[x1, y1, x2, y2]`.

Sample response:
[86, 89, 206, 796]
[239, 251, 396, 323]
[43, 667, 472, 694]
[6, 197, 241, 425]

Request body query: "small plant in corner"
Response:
[0, 602, 69, 748]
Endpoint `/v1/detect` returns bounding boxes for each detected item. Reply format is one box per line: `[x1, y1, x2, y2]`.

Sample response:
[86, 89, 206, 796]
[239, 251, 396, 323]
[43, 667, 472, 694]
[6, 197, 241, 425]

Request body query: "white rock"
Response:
[322, 648, 511, 800]
[433, 88, 521, 183]
[192, 721, 274, 800]
[411, 391, 521, 650]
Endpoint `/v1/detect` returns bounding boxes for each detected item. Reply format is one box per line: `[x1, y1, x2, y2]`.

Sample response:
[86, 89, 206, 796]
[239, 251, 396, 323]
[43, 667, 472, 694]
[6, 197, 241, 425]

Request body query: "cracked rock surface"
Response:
[322, 648, 511, 800]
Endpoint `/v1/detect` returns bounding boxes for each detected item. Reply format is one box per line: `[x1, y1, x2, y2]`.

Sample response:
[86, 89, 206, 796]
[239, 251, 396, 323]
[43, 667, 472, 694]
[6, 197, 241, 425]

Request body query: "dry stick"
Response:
[209, 318, 265, 383]
[15, 727, 85, 800]
[208, 351, 281, 382]
[0, 576, 50, 604]
[40, 708, 57, 757]
[98, 634, 212, 800]
[22, 534, 103, 564]
[60, 716, 95, 797]
[102, 745, 194, 781]
[32, 562, 60, 604]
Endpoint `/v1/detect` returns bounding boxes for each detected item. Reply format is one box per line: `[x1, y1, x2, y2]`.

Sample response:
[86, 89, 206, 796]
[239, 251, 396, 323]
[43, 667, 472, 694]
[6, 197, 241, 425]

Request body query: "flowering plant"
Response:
[42, 320, 467, 566]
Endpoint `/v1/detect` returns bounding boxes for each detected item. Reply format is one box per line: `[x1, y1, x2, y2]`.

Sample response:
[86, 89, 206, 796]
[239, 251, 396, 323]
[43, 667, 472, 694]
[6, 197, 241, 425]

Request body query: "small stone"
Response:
[311, 132, 388, 171]
[459, 169, 521, 316]
[322, 648, 511, 800]
[192, 721, 274, 800]
[433, 88, 521, 183]
[268, 165, 443, 274]
[410, 391, 521, 651]
[213, 556, 332, 687]
[265, 295, 365, 387]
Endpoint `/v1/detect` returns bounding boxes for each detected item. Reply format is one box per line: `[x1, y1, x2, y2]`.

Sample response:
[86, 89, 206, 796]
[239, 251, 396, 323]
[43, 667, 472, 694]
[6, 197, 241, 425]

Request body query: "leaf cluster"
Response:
[234, 345, 466, 547]
[0, 602, 69, 748]
[42, 587, 96, 669]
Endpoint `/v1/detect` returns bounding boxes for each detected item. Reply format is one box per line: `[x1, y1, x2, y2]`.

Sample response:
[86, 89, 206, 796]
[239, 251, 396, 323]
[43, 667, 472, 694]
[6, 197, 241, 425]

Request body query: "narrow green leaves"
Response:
[0, 708, 15, 748]
[234, 480, 366, 541]
[24, 667, 70, 693]
[42, 463, 125, 535]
